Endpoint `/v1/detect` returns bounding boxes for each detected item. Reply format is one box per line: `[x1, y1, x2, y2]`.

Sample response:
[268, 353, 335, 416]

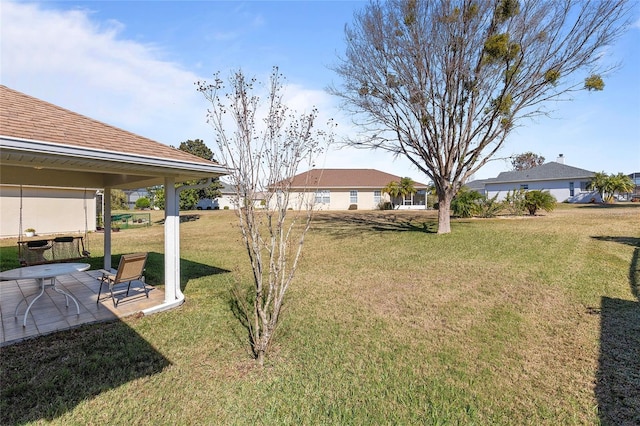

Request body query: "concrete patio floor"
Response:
[0, 269, 164, 346]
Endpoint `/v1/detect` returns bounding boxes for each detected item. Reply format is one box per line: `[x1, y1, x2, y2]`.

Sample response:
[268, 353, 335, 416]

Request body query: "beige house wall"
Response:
[288, 189, 391, 211]
[0, 185, 97, 238]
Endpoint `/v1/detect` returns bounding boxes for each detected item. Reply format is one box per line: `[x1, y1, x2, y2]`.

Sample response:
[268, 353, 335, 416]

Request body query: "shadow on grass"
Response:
[125, 252, 230, 292]
[311, 212, 438, 238]
[154, 213, 202, 225]
[0, 249, 231, 294]
[0, 321, 171, 425]
[591, 236, 640, 425]
[577, 203, 640, 209]
[596, 297, 640, 425]
[226, 284, 258, 360]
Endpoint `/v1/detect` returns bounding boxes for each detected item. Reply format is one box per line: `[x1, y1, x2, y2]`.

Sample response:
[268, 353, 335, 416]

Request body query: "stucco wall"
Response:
[486, 179, 592, 202]
[0, 185, 97, 238]
[291, 189, 390, 210]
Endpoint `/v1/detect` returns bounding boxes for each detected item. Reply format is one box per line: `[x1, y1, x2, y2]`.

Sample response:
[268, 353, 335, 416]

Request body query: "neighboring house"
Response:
[465, 178, 491, 196]
[216, 181, 238, 210]
[469, 156, 599, 203]
[193, 181, 240, 210]
[628, 172, 640, 198]
[284, 168, 430, 211]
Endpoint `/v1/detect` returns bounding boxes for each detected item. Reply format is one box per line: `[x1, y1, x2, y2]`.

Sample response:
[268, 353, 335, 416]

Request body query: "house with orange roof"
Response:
[285, 168, 431, 210]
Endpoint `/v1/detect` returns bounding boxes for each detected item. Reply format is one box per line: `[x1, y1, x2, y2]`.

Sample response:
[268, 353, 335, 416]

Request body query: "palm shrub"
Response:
[477, 193, 503, 218]
[523, 190, 556, 215]
[451, 187, 484, 218]
[503, 189, 527, 215]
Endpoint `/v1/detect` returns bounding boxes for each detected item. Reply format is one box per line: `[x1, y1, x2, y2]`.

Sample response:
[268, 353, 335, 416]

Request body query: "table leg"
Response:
[52, 279, 80, 316]
[17, 277, 81, 327]
[21, 278, 46, 327]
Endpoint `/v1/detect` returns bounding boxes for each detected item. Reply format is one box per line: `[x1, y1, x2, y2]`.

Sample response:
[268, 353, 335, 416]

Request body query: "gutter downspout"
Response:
[142, 178, 213, 315]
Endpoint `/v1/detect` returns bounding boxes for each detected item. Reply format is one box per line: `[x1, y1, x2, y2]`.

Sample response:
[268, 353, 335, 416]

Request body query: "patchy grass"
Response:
[1, 204, 639, 424]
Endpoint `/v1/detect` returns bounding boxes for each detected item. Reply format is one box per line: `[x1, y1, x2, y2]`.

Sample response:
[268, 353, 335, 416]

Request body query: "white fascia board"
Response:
[0, 136, 229, 175]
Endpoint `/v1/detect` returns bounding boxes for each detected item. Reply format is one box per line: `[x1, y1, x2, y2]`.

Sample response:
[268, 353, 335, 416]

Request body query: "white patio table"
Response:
[0, 263, 90, 327]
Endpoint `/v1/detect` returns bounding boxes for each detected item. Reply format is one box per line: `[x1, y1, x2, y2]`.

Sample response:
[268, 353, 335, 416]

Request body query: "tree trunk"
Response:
[437, 190, 454, 234]
[256, 350, 265, 366]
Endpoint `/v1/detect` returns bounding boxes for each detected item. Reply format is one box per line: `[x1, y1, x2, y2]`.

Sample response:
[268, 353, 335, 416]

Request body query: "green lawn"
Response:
[1, 204, 639, 425]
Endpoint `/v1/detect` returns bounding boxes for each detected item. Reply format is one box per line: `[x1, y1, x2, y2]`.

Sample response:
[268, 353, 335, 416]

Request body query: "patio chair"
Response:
[97, 252, 148, 307]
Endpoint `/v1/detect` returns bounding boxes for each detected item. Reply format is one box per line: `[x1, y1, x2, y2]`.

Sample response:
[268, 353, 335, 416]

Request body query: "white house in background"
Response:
[284, 168, 430, 211]
[194, 181, 236, 210]
[471, 155, 599, 203]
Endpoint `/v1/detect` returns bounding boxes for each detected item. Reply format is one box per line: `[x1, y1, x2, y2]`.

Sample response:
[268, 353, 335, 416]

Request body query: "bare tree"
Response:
[330, 0, 631, 233]
[197, 68, 333, 365]
[511, 151, 545, 170]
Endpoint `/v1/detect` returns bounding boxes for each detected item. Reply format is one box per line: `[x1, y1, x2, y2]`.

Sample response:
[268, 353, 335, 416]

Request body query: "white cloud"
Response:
[1, 1, 209, 146]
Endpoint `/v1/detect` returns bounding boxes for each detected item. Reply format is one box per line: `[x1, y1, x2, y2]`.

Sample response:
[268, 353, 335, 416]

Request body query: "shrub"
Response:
[348, 204, 358, 210]
[135, 197, 151, 209]
[524, 190, 556, 215]
[503, 189, 527, 215]
[377, 201, 393, 210]
[451, 187, 484, 218]
[477, 193, 503, 218]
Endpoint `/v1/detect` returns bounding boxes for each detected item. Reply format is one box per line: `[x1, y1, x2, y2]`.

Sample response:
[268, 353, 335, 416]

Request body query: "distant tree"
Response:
[399, 177, 417, 204]
[383, 181, 402, 207]
[110, 189, 128, 210]
[590, 172, 635, 202]
[383, 177, 417, 207]
[523, 190, 556, 215]
[178, 139, 214, 161]
[607, 173, 634, 200]
[147, 186, 164, 209]
[587, 172, 609, 201]
[331, 0, 631, 234]
[176, 139, 223, 208]
[511, 152, 545, 171]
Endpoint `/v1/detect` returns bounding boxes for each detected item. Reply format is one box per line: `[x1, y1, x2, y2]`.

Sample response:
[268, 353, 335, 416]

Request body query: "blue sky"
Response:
[2, 0, 639, 182]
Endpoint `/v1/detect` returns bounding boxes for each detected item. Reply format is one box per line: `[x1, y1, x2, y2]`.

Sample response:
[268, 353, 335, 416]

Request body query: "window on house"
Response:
[315, 190, 330, 204]
[580, 181, 589, 191]
[569, 182, 574, 197]
[373, 190, 381, 204]
[350, 190, 358, 204]
[520, 184, 529, 190]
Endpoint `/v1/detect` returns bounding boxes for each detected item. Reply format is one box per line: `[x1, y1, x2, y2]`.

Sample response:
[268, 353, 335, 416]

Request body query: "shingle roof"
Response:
[289, 169, 429, 189]
[466, 178, 495, 191]
[491, 162, 595, 183]
[0, 85, 214, 166]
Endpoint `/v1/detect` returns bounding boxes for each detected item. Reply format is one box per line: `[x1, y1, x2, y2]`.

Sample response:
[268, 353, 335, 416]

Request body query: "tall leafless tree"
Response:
[330, 0, 631, 233]
[198, 68, 333, 365]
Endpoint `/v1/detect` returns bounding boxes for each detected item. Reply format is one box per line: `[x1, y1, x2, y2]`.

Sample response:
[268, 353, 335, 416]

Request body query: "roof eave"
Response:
[0, 136, 229, 175]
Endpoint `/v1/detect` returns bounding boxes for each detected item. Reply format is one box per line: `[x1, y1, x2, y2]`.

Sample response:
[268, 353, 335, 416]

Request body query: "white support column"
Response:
[143, 177, 184, 314]
[164, 176, 178, 303]
[103, 188, 112, 270]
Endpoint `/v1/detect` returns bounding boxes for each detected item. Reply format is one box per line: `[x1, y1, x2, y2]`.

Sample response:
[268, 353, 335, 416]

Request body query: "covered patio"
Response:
[0, 269, 164, 346]
[0, 85, 227, 343]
